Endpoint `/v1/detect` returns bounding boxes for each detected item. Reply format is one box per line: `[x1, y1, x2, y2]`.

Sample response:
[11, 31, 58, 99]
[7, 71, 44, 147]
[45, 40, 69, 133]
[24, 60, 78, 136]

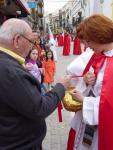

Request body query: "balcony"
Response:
[0, 0, 30, 16]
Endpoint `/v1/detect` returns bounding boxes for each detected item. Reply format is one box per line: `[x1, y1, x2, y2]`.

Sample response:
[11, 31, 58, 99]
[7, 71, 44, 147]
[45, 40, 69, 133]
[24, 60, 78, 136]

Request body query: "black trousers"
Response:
[29, 145, 42, 150]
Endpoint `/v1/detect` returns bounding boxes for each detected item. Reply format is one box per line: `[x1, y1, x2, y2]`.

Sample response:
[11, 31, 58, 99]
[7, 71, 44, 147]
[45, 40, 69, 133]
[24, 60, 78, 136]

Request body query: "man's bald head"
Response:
[0, 18, 32, 43]
[0, 18, 34, 58]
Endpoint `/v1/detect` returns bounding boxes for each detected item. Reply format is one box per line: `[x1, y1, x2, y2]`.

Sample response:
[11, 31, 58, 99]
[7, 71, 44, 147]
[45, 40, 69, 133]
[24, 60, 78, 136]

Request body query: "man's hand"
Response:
[84, 72, 96, 86]
[24, 63, 33, 71]
[59, 75, 72, 90]
[69, 88, 84, 103]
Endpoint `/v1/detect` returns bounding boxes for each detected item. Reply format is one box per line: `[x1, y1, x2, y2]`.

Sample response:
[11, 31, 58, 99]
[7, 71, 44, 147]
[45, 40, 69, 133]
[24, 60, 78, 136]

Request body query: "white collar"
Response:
[104, 49, 113, 57]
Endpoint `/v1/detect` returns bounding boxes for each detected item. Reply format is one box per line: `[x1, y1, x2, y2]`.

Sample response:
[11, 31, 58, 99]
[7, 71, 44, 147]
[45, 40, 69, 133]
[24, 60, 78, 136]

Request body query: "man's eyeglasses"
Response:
[20, 34, 36, 45]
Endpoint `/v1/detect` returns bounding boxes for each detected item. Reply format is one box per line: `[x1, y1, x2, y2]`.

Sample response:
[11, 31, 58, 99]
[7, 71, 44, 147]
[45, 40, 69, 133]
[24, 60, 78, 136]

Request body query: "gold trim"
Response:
[0, 47, 25, 65]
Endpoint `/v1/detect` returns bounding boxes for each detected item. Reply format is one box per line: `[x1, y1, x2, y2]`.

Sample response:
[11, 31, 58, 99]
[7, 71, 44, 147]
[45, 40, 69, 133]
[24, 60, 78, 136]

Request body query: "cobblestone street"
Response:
[43, 44, 76, 150]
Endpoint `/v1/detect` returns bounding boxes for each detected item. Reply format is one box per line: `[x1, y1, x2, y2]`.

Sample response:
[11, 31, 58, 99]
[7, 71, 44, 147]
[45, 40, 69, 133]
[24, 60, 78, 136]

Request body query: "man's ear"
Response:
[13, 34, 20, 49]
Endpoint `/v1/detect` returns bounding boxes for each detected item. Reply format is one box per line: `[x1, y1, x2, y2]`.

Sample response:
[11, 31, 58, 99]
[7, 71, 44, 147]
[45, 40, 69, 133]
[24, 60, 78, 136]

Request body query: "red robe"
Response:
[58, 33, 64, 47]
[67, 53, 113, 150]
[73, 37, 81, 55]
[63, 34, 71, 56]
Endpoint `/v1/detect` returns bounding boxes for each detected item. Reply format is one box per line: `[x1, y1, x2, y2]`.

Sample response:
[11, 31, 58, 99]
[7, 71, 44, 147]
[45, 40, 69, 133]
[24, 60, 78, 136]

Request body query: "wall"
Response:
[88, 0, 112, 18]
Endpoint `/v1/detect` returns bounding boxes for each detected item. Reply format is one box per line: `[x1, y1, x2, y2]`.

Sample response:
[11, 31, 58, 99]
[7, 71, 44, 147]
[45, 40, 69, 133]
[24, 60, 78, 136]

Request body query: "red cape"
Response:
[99, 56, 113, 150]
[58, 34, 64, 47]
[63, 34, 70, 56]
[73, 37, 81, 55]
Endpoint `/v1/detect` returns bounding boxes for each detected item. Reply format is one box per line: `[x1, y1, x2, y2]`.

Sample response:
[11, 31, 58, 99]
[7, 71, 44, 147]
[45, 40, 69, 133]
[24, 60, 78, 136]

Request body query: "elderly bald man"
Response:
[0, 18, 71, 150]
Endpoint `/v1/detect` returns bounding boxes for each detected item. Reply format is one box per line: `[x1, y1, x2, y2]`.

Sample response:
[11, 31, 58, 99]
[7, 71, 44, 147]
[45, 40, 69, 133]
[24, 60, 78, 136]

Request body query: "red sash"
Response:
[67, 128, 76, 150]
[99, 56, 113, 150]
[57, 102, 63, 122]
[82, 53, 106, 76]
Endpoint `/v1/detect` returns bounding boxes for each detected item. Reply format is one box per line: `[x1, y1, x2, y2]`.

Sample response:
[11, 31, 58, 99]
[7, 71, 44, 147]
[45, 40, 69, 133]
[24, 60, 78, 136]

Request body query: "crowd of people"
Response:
[0, 13, 113, 150]
[23, 27, 82, 93]
[56, 31, 82, 56]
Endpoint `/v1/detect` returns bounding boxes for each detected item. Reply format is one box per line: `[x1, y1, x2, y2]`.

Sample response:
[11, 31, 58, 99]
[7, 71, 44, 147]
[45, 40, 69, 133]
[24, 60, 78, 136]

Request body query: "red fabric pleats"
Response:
[67, 128, 76, 150]
[99, 57, 113, 150]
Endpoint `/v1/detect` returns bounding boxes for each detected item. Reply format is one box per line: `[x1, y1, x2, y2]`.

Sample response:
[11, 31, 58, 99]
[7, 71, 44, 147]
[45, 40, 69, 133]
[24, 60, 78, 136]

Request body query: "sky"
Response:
[44, 0, 68, 13]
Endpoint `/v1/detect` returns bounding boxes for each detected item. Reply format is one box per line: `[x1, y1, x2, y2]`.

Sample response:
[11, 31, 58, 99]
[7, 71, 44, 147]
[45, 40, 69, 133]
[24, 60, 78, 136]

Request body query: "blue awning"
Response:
[27, 1, 37, 9]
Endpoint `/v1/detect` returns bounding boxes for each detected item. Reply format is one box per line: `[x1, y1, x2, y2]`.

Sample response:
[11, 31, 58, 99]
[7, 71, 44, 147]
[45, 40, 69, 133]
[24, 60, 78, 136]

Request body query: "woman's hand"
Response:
[69, 88, 84, 103]
[84, 72, 96, 86]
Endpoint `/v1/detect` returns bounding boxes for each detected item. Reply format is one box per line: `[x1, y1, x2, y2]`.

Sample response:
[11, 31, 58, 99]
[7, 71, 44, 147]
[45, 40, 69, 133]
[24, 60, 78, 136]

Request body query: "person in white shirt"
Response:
[66, 14, 113, 150]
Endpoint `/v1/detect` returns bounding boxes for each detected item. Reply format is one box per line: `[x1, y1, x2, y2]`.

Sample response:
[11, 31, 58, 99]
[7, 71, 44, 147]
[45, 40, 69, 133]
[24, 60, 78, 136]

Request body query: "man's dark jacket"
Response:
[0, 51, 65, 150]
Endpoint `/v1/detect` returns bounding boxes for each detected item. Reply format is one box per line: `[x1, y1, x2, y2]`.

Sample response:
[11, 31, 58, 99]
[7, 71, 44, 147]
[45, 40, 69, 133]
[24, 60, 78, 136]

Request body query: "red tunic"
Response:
[63, 34, 71, 56]
[57, 33, 64, 47]
[73, 36, 81, 55]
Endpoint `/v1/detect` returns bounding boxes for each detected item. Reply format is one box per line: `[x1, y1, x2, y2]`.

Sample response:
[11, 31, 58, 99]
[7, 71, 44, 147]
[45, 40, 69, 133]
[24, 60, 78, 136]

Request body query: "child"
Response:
[25, 48, 42, 83]
[43, 50, 56, 91]
[25, 48, 47, 95]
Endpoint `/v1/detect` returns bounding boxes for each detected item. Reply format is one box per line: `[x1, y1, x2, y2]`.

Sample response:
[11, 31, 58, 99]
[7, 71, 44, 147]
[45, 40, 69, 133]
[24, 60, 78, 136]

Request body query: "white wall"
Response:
[102, 0, 112, 18]
[90, 0, 112, 18]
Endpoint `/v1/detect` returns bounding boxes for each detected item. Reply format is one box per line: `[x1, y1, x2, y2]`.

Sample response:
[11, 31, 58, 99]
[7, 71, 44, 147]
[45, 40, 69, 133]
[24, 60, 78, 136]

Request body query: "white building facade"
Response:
[85, 0, 112, 19]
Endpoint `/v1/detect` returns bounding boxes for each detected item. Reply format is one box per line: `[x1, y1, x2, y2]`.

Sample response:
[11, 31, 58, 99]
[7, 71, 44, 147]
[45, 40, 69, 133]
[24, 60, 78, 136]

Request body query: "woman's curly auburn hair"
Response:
[77, 14, 113, 44]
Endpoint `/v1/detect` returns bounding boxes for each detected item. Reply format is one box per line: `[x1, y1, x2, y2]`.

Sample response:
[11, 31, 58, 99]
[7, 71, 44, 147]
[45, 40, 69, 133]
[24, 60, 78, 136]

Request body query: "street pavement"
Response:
[43, 43, 77, 150]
